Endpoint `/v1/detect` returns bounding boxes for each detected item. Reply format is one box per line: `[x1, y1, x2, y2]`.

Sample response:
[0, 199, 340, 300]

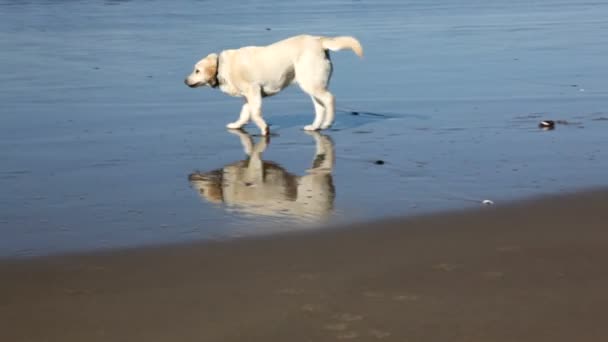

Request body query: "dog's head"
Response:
[184, 53, 219, 88]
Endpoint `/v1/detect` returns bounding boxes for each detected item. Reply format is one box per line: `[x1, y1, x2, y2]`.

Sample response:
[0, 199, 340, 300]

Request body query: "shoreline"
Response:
[0, 186, 602, 262]
[1, 188, 607, 341]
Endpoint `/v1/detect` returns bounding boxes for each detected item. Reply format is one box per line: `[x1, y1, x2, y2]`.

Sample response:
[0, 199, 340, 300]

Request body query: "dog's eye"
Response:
[195, 69, 200, 74]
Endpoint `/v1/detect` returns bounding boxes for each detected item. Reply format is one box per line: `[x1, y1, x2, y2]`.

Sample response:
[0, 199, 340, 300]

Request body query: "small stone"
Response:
[539, 120, 555, 129]
[482, 199, 494, 205]
[374, 160, 385, 165]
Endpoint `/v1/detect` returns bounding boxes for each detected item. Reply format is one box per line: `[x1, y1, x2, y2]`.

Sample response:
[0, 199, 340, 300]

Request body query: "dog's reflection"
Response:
[188, 130, 335, 222]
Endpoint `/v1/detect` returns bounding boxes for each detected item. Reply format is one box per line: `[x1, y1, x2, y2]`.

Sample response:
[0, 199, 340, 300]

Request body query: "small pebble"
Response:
[539, 120, 555, 129]
[482, 199, 494, 205]
[374, 160, 385, 165]
[351, 111, 359, 115]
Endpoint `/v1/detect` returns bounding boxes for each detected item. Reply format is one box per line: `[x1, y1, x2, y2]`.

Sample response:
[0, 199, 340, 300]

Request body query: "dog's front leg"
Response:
[245, 88, 269, 136]
[227, 103, 250, 130]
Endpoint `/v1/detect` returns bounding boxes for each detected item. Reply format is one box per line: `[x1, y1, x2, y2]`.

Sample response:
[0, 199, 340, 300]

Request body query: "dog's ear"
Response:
[203, 53, 219, 86]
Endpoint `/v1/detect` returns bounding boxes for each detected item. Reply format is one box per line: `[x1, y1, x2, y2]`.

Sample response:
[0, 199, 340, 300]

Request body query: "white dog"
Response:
[185, 34, 363, 135]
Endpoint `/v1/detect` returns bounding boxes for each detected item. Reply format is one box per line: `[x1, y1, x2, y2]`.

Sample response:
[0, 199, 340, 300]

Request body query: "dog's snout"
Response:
[184, 78, 199, 88]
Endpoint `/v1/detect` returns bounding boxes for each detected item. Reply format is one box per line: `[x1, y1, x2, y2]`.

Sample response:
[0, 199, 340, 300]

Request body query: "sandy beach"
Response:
[1, 0, 608, 340]
[2, 189, 607, 341]
[2, 0, 608, 257]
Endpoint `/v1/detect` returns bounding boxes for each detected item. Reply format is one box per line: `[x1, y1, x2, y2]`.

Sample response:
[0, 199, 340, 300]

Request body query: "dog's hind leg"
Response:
[309, 89, 335, 130]
[304, 96, 326, 131]
[297, 50, 333, 131]
[318, 90, 335, 129]
[227, 103, 251, 129]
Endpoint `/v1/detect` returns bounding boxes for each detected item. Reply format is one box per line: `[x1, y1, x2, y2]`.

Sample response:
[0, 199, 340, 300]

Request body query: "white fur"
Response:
[185, 34, 363, 135]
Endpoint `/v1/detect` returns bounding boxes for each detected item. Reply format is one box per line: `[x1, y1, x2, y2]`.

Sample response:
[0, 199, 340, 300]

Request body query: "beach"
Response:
[1, 0, 608, 340]
[2, 0, 608, 256]
[1, 189, 607, 341]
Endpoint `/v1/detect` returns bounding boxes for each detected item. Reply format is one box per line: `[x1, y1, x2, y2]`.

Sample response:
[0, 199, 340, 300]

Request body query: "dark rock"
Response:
[539, 120, 555, 129]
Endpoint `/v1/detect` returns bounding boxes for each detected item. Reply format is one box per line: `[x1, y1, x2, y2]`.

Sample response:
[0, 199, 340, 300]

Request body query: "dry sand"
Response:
[1, 189, 607, 342]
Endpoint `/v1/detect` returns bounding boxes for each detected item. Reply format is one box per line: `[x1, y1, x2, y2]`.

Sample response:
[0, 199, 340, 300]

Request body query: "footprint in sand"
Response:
[334, 313, 364, 322]
[301, 303, 324, 313]
[392, 294, 420, 302]
[336, 331, 359, 339]
[362, 291, 385, 298]
[364, 291, 420, 303]
[369, 329, 392, 339]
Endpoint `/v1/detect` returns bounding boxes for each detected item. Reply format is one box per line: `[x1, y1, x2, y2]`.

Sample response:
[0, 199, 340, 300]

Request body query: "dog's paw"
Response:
[320, 123, 333, 130]
[226, 122, 244, 129]
[304, 125, 320, 131]
[260, 126, 270, 136]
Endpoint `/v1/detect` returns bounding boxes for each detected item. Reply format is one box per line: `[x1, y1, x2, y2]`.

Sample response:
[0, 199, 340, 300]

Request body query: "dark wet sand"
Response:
[1, 189, 607, 342]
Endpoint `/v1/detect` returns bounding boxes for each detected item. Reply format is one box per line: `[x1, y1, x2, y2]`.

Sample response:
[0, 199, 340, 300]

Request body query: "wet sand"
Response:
[1, 1, 608, 338]
[3, 0, 608, 256]
[2, 189, 607, 342]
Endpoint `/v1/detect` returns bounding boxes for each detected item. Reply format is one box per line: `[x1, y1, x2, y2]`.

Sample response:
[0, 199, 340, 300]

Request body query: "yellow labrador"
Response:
[184, 34, 363, 135]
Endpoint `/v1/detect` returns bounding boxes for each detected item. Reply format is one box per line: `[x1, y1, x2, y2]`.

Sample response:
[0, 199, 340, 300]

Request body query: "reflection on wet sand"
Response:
[189, 130, 335, 223]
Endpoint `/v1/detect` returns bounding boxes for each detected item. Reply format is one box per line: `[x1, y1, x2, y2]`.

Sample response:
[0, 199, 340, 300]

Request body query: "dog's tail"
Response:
[320, 36, 364, 58]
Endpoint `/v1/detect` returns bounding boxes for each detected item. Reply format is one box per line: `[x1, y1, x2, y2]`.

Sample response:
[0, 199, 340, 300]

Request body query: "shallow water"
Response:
[1, 0, 607, 257]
